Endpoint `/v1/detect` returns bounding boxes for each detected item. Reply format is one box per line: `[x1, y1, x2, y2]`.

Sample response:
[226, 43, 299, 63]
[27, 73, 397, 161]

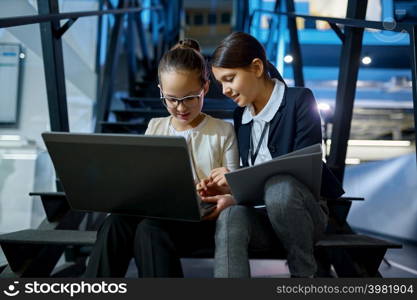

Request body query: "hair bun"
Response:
[171, 38, 201, 52]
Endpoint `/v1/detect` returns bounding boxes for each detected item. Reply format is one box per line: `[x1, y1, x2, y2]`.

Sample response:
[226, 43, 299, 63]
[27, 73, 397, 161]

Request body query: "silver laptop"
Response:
[42, 132, 213, 222]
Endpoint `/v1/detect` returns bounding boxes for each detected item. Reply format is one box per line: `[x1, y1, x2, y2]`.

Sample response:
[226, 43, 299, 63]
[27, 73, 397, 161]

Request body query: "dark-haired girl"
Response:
[84, 39, 239, 277]
[199, 32, 344, 278]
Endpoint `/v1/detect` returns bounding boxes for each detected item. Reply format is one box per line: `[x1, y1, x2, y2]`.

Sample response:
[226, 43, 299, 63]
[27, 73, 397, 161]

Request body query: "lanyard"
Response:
[249, 122, 269, 165]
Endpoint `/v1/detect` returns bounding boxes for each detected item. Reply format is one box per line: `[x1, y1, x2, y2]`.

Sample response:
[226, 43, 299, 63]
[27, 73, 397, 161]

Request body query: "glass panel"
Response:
[0, 0, 100, 268]
[61, 13, 99, 133]
[0, 23, 50, 265]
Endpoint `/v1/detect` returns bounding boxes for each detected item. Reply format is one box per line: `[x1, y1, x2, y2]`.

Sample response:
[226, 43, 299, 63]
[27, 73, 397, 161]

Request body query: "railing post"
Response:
[37, 0, 69, 132]
[327, 0, 368, 182]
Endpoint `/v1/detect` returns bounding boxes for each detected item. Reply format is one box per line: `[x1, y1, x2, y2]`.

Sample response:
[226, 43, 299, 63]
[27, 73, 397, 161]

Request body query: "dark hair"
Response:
[210, 32, 269, 77]
[158, 38, 208, 85]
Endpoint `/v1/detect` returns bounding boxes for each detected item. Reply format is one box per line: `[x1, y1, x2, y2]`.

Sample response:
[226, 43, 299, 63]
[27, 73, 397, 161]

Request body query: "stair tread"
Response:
[0, 230, 400, 249]
[0, 230, 96, 246]
[121, 97, 233, 103]
[100, 121, 146, 125]
[29, 192, 66, 197]
[111, 108, 234, 120]
[112, 108, 233, 113]
[316, 234, 402, 248]
[333, 197, 364, 201]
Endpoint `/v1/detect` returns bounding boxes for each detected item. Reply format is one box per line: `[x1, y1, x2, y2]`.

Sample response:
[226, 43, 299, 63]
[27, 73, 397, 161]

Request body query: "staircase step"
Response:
[315, 234, 401, 249]
[121, 97, 163, 109]
[121, 97, 236, 110]
[0, 230, 399, 251]
[101, 121, 148, 134]
[29, 192, 69, 222]
[29, 192, 66, 197]
[0, 230, 96, 247]
[0, 229, 401, 278]
[0, 230, 95, 277]
[112, 108, 234, 121]
[329, 197, 364, 202]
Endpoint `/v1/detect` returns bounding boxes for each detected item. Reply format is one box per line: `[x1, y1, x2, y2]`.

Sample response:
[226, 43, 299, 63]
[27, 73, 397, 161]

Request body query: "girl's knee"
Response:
[216, 205, 249, 226]
[265, 175, 301, 194]
[264, 175, 305, 211]
[215, 206, 251, 241]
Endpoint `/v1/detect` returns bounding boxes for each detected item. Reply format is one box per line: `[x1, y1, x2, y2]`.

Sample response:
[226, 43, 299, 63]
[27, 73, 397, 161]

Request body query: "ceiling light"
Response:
[284, 55, 293, 64]
[362, 56, 372, 65]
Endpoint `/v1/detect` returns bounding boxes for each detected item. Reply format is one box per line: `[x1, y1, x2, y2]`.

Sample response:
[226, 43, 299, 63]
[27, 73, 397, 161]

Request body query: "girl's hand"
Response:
[209, 167, 230, 187]
[196, 178, 231, 197]
[201, 194, 236, 221]
[196, 178, 211, 196]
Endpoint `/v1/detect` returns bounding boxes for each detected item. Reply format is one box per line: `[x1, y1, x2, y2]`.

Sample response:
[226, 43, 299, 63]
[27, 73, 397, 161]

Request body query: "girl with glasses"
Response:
[197, 32, 344, 278]
[85, 39, 239, 277]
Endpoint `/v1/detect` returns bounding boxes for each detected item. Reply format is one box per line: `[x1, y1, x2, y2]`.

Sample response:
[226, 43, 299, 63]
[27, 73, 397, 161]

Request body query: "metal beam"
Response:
[328, 22, 345, 43]
[37, 0, 69, 132]
[287, 12, 410, 33]
[410, 25, 417, 164]
[94, 1, 126, 132]
[54, 17, 78, 39]
[151, 3, 161, 63]
[93, 0, 104, 122]
[104, 0, 115, 10]
[0, 6, 162, 29]
[234, 0, 249, 32]
[166, 0, 182, 50]
[250, 9, 412, 33]
[264, 1, 282, 61]
[327, 0, 368, 182]
[127, 11, 138, 96]
[286, 0, 304, 87]
[134, 0, 152, 74]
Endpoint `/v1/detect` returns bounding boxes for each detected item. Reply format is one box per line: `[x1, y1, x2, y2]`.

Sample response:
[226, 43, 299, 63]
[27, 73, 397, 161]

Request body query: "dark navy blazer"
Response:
[233, 86, 344, 199]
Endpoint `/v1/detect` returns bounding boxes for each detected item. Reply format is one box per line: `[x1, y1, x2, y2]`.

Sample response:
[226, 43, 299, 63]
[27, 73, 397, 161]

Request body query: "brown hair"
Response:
[158, 38, 208, 85]
[210, 32, 270, 78]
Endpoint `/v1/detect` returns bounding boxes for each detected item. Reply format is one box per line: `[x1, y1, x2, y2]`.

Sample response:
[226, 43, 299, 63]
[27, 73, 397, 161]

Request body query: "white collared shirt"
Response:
[242, 78, 285, 166]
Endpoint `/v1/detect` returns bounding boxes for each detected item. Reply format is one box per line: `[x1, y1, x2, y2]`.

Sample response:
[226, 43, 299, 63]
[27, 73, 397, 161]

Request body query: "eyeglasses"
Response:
[159, 88, 204, 109]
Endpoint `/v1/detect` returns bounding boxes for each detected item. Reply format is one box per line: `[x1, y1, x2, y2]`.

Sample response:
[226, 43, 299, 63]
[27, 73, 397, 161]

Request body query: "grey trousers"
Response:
[214, 174, 328, 277]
